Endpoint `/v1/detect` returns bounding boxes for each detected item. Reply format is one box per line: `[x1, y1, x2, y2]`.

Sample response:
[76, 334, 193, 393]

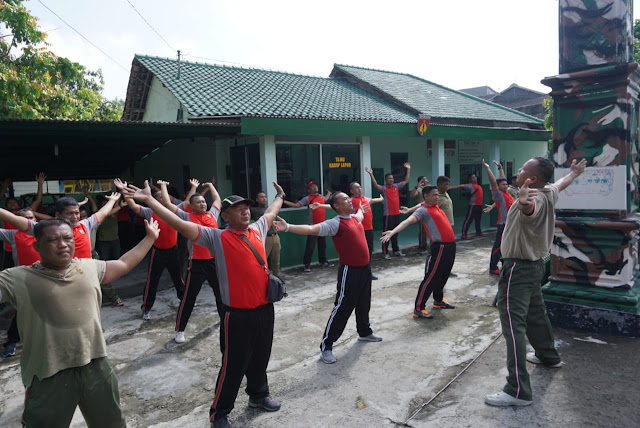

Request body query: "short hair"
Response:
[79, 206, 89, 213]
[436, 176, 450, 185]
[17, 208, 32, 216]
[34, 218, 72, 241]
[327, 191, 344, 210]
[510, 175, 518, 182]
[189, 193, 204, 204]
[467, 173, 477, 181]
[496, 178, 507, 186]
[55, 197, 79, 214]
[349, 181, 359, 190]
[255, 191, 266, 198]
[384, 173, 394, 180]
[5, 197, 19, 205]
[532, 157, 554, 183]
[422, 185, 438, 197]
[417, 176, 426, 183]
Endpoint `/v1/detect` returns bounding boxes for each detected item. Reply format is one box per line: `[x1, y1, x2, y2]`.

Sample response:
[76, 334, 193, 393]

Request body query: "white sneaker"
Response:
[484, 391, 532, 407]
[526, 352, 562, 368]
[142, 312, 151, 321]
[394, 251, 406, 257]
[174, 331, 186, 343]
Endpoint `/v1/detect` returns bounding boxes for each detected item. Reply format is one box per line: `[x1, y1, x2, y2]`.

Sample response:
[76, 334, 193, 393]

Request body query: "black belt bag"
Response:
[238, 233, 287, 302]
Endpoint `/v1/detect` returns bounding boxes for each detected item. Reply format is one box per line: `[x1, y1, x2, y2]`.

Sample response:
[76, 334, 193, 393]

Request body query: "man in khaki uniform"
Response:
[485, 157, 586, 407]
[0, 217, 159, 427]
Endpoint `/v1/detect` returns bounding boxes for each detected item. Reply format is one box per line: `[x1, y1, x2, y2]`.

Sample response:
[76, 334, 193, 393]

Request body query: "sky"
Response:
[19, 0, 640, 101]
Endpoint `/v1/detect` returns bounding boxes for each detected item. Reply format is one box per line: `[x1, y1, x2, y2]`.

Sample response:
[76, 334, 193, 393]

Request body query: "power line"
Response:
[36, 0, 179, 107]
[124, 0, 175, 53]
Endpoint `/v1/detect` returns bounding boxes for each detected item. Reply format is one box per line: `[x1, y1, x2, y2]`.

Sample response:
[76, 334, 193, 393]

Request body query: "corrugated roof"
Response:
[135, 55, 417, 123]
[332, 64, 544, 126]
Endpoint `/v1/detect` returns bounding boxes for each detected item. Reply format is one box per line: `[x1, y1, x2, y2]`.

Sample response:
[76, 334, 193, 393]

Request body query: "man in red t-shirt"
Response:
[349, 182, 383, 279]
[158, 180, 222, 344]
[276, 191, 383, 365]
[282, 181, 333, 272]
[382, 186, 457, 319]
[115, 178, 185, 320]
[450, 172, 485, 239]
[123, 180, 286, 428]
[366, 162, 411, 259]
[0, 208, 41, 358]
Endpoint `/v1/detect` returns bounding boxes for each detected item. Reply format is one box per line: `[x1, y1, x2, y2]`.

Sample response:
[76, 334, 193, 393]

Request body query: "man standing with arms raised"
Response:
[275, 191, 382, 364]
[123, 180, 285, 428]
[484, 157, 586, 407]
[365, 162, 411, 259]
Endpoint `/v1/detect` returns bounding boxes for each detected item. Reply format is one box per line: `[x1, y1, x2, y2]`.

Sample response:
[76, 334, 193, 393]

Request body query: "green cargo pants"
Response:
[22, 357, 126, 428]
[497, 258, 561, 401]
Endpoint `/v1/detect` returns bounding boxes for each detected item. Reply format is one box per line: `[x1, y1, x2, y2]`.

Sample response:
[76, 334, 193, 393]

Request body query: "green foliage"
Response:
[543, 96, 553, 131]
[634, 19, 640, 64]
[0, 0, 122, 120]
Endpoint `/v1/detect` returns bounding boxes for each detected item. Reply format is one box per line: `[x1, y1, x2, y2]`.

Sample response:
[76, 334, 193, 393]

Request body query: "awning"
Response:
[0, 119, 240, 180]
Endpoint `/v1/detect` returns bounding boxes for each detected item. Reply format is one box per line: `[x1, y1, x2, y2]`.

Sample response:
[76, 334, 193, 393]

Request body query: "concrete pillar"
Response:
[361, 136, 373, 197]
[259, 135, 278, 200]
[431, 138, 445, 180]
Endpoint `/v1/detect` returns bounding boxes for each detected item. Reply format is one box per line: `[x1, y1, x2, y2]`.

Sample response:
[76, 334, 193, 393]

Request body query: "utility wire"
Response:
[124, 0, 175, 53]
[36, 0, 179, 107]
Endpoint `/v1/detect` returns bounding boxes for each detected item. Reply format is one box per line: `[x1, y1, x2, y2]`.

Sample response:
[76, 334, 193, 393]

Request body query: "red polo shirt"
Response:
[351, 196, 373, 231]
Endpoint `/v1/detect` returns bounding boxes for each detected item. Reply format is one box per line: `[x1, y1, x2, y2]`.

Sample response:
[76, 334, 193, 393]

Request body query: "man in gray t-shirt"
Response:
[485, 157, 585, 408]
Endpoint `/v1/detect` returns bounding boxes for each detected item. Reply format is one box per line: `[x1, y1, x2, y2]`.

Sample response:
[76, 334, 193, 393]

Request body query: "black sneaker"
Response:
[248, 395, 281, 412]
[211, 415, 232, 428]
[303, 265, 311, 273]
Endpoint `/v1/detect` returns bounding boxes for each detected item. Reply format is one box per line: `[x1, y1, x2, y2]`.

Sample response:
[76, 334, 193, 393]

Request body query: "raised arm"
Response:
[114, 178, 142, 213]
[102, 219, 159, 284]
[0, 207, 31, 231]
[93, 193, 120, 224]
[492, 160, 506, 179]
[79, 181, 98, 213]
[28, 172, 46, 211]
[123, 181, 200, 240]
[184, 178, 199, 201]
[0, 178, 10, 201]
[365, 167, 382, 192]
[380, 215, 418, 243]
[202, 181, 221, 210]
[483, 159, 498, 191]
[554, 158, 587, 193]
[262, 182, 285, 225]
[401, 162, 411, 187]
[157, 180, 179, 211]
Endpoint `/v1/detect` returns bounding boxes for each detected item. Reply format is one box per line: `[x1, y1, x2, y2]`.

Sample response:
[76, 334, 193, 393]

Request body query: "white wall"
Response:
[142, 77, 184, 122]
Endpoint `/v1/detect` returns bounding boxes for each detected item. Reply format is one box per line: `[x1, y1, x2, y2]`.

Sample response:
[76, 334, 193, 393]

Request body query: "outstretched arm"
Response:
[123, 181, 199, 240]
[369, 197, 384, 204]
[93, 193, 120, 224]
[448, 184, 466, 190]
[114, 178, 142, 213]
[273, 216, 320, 235]
[365, 167, 382, 192]
[0, 207, 30, 231]
[262, 182, 285, 225]
[483, 159, 498, 191]
[380, 215, 418, 243]
[28, 172, 46, 211]
[401, 162, 411, 187]
[399, 203, 422, 215]
[282, 199, 302, 208]
[554, 158, 587, 192]
[102, 219, 159, 284]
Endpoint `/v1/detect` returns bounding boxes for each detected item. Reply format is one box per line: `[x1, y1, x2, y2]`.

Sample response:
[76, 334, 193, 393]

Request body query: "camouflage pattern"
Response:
[541, 0, 640, 316]
[550, 217, 639, 288]
[559, 0, 634, 74]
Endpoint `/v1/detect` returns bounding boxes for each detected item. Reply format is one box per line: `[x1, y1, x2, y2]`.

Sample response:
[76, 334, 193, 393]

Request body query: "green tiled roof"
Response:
[134, 55, 417, 123]
[332, 64, 544, 126]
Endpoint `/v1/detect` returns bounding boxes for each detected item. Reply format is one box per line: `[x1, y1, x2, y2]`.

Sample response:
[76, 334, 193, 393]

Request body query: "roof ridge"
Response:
[334, 63, 545, 124]
[135, 54, 328, 80]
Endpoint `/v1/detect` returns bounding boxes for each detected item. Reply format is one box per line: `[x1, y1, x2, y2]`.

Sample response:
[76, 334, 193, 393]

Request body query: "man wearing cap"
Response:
[122, 181, 285, 428]
[365, 162, 411, 259]
[275, 191, 382, 364]
[282, 181, 333, 272]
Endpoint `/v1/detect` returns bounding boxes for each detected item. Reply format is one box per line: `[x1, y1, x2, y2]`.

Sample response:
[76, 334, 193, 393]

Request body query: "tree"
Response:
[0, 0, 122, 120]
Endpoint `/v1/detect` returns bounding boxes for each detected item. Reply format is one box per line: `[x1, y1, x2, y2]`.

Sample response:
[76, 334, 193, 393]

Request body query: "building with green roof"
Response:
[122, 55, 550, 268]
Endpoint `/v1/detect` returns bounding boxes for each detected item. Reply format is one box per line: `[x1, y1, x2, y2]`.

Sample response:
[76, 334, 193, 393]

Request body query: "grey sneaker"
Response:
[383, 253, 392, 260]
[248, 395, 281, 412]
[142, 312, 151, 321]
[358, 333, 382, 342]
[211, 415, 232, 428]
[526, 352, 562, 368]
[394, 251, 406, 257]
[303, 265, 311, 273]
[321, 350, 337, 364]
[485, 391, 531, 407]
[320, 261, 335, 267]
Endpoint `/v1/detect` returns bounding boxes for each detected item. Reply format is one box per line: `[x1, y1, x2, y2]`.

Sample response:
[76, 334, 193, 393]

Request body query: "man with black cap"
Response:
[122, 181, 285, 428]
[282, 180, 332, 272]
[275, 191, 382, 365]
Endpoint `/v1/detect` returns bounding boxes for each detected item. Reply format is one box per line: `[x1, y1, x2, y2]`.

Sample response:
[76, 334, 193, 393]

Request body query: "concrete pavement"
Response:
[1, 234, 638, 427]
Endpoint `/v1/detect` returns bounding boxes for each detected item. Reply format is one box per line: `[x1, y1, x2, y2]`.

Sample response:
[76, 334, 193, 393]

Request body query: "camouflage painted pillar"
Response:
[540, 0, 640, 335]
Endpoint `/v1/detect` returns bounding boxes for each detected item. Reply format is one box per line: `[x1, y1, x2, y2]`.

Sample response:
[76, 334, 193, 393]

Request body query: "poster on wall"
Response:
[555, 165, 627, 210]
[458, 141, 483, 164]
